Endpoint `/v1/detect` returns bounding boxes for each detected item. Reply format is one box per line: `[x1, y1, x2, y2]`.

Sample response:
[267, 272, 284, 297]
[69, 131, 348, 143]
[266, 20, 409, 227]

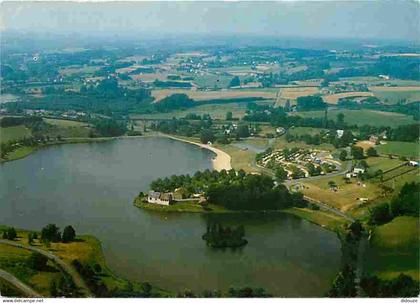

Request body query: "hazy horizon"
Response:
[1, 1, 419, 42]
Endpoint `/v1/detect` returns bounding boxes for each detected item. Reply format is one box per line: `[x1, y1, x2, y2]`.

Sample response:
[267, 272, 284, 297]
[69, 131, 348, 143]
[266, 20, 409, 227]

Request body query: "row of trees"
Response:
[0, 116, 43, 127]
[245, 103, 419, 144]
[41, 224, 76, 244]
[369, 182, 419, 225]
[2, 227, 17, 240]
[152, 117, 254, 144]
[93, 118, 127, 137]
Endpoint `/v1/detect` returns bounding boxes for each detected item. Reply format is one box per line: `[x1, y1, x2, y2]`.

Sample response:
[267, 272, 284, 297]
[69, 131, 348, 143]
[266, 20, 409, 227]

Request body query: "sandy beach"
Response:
[159, 134, 232, 171]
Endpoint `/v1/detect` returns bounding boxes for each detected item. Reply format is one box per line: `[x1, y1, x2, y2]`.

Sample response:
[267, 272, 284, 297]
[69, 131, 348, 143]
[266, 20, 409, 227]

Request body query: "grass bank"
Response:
[134, 197, 230, 213]
[0, 226, 170, 297]
[365, 216, 419, 281]
[282, 207, 348, 233]
[134, 196, 348, 236]
[0, 242, 61, 297]
[0, 137, 115, 164]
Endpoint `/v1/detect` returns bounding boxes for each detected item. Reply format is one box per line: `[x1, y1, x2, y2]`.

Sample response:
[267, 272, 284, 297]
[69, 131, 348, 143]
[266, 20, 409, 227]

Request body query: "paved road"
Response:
[0, 240, 93, 297]
[285, 159, 352, 187]
[0, 269, 42, 298]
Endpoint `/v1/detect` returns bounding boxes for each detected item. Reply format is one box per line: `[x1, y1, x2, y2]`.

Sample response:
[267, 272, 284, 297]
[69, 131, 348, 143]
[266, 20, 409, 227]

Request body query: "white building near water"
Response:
[148, 191, 173, 205]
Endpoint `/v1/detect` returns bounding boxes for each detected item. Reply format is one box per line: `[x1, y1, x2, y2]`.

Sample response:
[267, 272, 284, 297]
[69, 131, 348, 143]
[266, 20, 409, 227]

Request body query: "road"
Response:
[303, 194, 355, 222]
[283, 158, 354, 222]
[0, 240, 93, 297]
[0, 269, 41, 298]
[285, 159, 352, 186]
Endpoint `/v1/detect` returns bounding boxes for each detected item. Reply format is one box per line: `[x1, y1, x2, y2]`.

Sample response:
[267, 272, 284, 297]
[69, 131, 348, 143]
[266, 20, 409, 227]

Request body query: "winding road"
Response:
[0, 268, 41, 298]
[0, 239, 93, 297]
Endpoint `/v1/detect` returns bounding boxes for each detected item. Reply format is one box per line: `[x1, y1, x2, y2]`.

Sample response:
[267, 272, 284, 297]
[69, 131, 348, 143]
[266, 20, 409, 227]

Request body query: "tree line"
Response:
[149, 168, 306, 211]
[368, 182, 419, 225]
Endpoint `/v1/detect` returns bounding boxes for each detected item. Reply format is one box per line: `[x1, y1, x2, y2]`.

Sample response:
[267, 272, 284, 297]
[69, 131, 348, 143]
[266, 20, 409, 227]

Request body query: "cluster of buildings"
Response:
[21, 109, 87, 120]
[147, 191, 174, 205]
[146, 190, 206, 206]
[259, 148, 338, 179]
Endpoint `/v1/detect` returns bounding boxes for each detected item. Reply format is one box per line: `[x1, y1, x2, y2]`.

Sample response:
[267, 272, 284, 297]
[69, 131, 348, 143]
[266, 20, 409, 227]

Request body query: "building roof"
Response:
[160, 193, 173, 201]
[149, 191, 161, 199]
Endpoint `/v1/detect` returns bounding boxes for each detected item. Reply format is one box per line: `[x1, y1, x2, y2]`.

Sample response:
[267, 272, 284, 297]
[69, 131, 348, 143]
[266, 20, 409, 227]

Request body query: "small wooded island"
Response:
[202, 223, 248, 248]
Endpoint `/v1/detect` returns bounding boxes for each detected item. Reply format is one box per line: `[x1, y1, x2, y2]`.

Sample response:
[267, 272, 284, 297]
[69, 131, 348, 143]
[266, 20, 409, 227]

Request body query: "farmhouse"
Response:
[408, 161, 419, 167]
[276, 127, 286, 135]
[148, 191, 173, 205]
[369, 135, 379, 143]
[352, 167, 365, 177]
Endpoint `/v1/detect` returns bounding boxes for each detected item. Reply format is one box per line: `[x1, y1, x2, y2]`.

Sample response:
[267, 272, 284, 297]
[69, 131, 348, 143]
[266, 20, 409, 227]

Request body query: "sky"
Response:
[1, 1, 419, 41]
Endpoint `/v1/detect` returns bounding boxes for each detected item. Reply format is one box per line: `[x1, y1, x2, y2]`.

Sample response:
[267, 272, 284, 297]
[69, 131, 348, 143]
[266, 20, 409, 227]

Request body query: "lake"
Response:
[0, 137, 341, 296]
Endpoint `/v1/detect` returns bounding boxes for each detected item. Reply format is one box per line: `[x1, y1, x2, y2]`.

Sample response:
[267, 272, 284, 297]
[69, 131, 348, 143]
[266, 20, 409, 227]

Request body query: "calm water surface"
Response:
[0, 137, 341, 296]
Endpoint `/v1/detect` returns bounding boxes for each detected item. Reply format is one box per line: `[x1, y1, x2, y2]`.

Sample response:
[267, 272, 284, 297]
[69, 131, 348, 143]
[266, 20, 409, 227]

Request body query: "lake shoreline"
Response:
[133, 197, 346, 233]
[156, 133, 232, 172]
[0, 137, 115, 164]
[1, 133, 232, 173]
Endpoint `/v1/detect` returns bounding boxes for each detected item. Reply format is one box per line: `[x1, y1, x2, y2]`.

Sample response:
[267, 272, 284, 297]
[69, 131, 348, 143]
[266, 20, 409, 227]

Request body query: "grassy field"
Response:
[3, 146, 36, 162]
[381, 167, 420, 191]
[272, 135, 335, 151]
[369, 86, 420, 104]
[130, 73, 168, 82]
[132, 102, 256, 120]
[151, 88, 277, 102]
[0, 242, 63, 297]
[191, 73, 232, 89]
[237, 137, 270, 149]
[323, 92, 374, 104]
[302, 175, 382, 213]
[41, 119, 92, 139]
[275, 87, 319, 106]
[215, 143, 266, 174]
[365, 216, 419, 280]
[282, 207, 348, 233]
[377, 141, 419, 158]
[366, 156, 405, 172]
[295, 109, 416, 127]
[258, 124, 277, 137]
[0, 119, 91, 145]
[0, 126, 31, 143]
[59, 65, 100, 76]
[44, 118, 88, 128]
[288, 126, 327, 136]
[0, 226, 169, 297]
